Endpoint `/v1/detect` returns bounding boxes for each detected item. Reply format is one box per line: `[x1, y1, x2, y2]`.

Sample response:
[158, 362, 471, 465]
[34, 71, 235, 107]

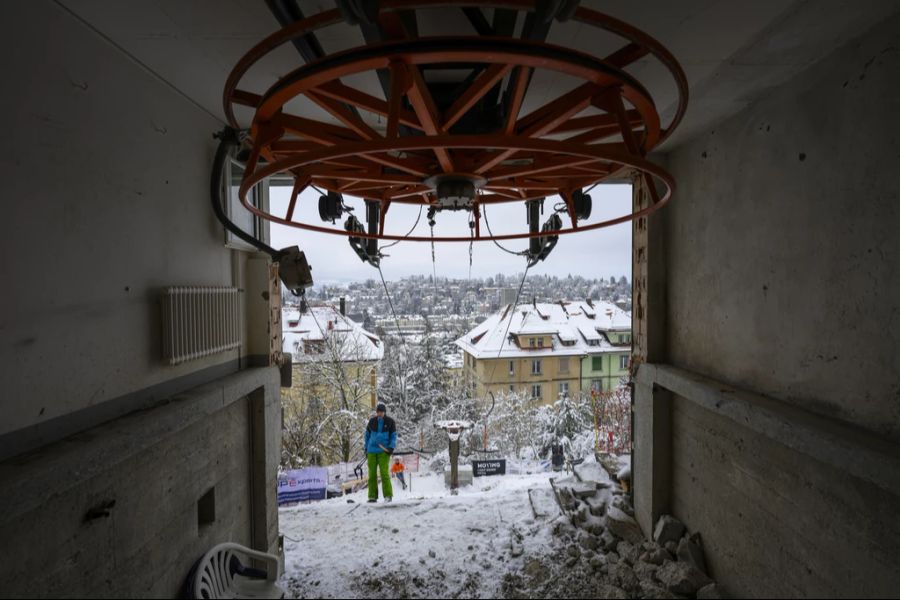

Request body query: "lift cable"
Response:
[476, 259, 532, 449]
[429, 222, 439, 299]
[376, 262, 408, 408]
[467, 214, 475, 282]
[380, 205, 423, 251]
[482, 203, 529, 257]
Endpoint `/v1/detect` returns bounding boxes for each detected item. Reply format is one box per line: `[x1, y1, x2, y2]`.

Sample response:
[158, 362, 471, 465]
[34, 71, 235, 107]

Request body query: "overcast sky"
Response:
[268, 184, 632, 283]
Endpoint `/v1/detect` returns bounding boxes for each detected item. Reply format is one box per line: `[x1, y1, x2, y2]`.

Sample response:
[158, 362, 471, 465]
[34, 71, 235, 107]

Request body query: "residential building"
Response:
[283, 305, 383, 408]
[578, 303, 633, 392]
[455, 301, 631, 404]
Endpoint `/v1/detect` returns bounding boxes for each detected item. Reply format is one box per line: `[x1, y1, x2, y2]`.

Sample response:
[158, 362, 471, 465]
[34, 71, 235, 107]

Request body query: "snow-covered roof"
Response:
[455, 301, 631, 359]
[577, 325, 602, 342]
[443, 351, 464, 370]
[557, 324, 579, 343]
[283, 306, 383, 363]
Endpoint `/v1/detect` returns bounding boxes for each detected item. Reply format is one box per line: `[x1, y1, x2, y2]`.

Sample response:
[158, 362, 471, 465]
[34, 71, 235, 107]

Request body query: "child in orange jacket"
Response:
[390, 458, 407, 491]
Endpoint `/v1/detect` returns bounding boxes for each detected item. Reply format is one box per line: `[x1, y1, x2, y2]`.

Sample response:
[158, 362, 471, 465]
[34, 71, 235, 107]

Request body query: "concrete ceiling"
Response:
[60, 0, 900, 151]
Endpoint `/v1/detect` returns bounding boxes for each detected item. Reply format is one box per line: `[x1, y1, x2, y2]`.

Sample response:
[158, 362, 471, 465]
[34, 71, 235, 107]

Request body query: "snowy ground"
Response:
[279, 456, 721, 599]
[279, 471, 560, 598]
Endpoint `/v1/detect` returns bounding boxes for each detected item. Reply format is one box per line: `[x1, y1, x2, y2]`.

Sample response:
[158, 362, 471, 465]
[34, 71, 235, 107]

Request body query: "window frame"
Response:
[224, 157, 270, 251]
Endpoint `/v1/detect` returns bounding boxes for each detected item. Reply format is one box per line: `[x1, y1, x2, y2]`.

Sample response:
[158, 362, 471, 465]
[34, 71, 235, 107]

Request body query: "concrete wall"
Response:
[664, 12, 900, 440]
[0, 2, 283, 596]
[635, 11, 900, 599]
[671, 392, 900, 598]
[0, 367, 281, 598]
[0, 1, 259, 456]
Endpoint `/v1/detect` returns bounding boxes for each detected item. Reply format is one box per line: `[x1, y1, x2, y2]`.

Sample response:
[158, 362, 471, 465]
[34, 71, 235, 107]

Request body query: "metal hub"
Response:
[423, 174, 486, 210]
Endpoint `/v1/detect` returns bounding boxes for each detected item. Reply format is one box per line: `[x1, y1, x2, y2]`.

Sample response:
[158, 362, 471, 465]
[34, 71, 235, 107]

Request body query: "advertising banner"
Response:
[277, 467, 328, 505]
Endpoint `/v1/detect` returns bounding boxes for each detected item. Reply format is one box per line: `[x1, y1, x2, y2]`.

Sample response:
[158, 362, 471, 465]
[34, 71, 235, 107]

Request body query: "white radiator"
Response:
[162, 287, 242, 365]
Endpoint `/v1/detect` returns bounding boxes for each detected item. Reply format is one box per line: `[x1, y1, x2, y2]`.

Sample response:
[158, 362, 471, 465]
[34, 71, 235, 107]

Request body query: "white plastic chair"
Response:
[192, 542, 284, 599]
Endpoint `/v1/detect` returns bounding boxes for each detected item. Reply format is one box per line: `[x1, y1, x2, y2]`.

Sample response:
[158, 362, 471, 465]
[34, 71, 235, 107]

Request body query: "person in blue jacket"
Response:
[365, 403, 397, 503]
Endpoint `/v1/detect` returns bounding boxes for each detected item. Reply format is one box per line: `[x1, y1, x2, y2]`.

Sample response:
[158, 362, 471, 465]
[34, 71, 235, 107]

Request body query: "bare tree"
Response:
[281, 327, 379, 466]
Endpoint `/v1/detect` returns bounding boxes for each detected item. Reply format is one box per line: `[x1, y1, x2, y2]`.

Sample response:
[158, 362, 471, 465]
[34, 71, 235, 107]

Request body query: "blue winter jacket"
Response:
[365, 416, 397, 454]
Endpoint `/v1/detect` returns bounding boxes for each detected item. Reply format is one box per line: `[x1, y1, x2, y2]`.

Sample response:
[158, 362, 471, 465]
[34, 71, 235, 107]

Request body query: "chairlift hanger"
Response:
[223, 0, 687, 251]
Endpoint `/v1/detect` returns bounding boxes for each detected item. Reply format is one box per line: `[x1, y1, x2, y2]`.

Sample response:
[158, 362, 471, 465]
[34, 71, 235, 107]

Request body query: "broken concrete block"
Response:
[571, 481, 599, 499]
[606, 506, 645, 544]
[586, 495, 608, 517]
[558, 490, 578, 512]
[632, 560, 659, 582]
[573, 504, 590, 524]
[589, 553, 608, 571]
[573, 460, 609, 484]
[579, 534, 600, 552]
[697, 583, 724, 599]
[595, 584, 629, 599]
[553, 518, 577, 539]
[611, 496, 635, 517]
[677, 532, 708, 574]
[655, 561, 713, 596]
[638, 581, 677, 600]
[653, 515, 686, 547]
[601, 529, 618, 551]
[524, 558, 548, 583]
[642, 547, 669, 565]
[616, 540, 640, 565]
[608, 562, 640, 592]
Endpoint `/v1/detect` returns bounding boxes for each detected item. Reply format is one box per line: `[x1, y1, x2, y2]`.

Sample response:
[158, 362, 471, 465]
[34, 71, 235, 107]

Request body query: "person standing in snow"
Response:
[390, 458, 407, 491]
[551, 443, 564, 472]
[364, 403, 397, 503]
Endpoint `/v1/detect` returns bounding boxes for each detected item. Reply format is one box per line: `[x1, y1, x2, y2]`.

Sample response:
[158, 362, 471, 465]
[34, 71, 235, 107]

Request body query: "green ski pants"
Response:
[367, 452, 393, 500]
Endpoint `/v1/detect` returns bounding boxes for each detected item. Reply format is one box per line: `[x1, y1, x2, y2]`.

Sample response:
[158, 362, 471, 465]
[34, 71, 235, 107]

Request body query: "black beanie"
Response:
[376, 403, 386, 413]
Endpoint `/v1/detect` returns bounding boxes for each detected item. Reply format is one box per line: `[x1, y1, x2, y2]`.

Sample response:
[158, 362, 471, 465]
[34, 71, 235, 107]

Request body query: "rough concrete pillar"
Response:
[631, 163, 670, 536]
[633, 379, 672, 535]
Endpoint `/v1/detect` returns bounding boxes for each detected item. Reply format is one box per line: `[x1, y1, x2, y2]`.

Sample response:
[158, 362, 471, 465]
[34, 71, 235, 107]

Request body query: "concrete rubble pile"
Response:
[506, 459, 724, 599]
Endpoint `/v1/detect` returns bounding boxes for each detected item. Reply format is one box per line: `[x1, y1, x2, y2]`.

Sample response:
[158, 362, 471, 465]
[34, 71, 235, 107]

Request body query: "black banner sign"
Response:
[472, 459, 506, 477]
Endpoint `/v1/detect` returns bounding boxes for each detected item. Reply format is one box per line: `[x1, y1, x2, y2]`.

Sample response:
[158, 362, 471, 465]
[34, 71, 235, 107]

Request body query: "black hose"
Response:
[210, 128, 281, 259]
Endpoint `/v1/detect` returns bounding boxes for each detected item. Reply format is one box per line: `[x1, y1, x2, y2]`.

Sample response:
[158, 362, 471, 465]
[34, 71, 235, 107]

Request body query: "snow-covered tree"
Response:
[592, 385, 632, 454]
[281, 329, 378, 467]
[477, 391, 540, 459]
[378, 333, 477, 453]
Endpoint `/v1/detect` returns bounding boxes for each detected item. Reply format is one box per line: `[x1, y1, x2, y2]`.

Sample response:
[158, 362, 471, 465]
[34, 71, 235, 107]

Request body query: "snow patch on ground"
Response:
[280, 472, 558, 598]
